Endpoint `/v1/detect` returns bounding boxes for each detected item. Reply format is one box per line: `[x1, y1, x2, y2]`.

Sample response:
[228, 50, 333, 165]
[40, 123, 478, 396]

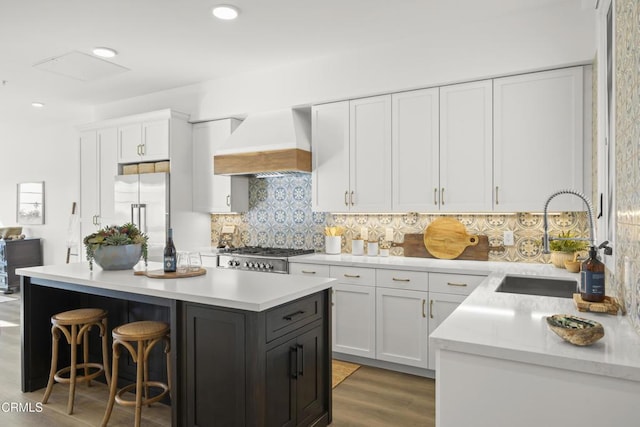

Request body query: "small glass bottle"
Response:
[580, 246, 605, 302]
[164, 228, 177, 273]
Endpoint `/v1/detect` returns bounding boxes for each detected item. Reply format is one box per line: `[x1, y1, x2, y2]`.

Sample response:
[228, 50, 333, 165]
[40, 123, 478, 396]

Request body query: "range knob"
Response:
[248, 262, 255, 268]
[227, 260, 234, 266]
[233, 260, 240, 267]
[259, 263, 266, 269]
[243, 262, 249, 268]
[265, 264, 273, 270]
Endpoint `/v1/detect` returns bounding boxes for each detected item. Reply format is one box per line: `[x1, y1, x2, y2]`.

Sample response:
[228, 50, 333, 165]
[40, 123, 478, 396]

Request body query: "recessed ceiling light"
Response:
[31, 102, 45, 108]
[212, 4, 240, 20]
[92, 47, 118, 58]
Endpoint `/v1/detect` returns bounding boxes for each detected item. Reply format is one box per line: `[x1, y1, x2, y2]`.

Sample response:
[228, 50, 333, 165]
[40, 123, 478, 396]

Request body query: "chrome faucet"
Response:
[541, 189, 597, 254]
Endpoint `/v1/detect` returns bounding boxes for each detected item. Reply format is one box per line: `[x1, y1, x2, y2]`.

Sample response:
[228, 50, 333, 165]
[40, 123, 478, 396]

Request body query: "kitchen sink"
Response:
[495, 275, 578, 299]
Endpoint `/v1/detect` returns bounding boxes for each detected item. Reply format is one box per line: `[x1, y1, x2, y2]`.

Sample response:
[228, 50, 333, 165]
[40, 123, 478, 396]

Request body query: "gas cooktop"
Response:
[218, 247, 315, 258]
[216, 247, 315, 274]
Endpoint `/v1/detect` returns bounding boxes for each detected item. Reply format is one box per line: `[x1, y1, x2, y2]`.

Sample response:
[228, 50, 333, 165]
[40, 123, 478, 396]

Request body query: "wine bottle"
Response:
[580, 246, 605, 302]
[164, 228, 177, 273]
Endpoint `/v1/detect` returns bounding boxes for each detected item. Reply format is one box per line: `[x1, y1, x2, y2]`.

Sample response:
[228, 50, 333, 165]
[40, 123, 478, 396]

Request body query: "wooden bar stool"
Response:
[101, 320, 171, 427]
[42, 308, 111, 415]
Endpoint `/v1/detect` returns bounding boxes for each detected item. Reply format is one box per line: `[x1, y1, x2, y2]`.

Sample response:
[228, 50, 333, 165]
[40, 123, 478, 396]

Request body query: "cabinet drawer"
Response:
[376, 269, 428, 292]
[429, 273, 486, 295]
[266, 292, 323, 342]
[289, 263, 331, 277]
[330, 266, 375, 286]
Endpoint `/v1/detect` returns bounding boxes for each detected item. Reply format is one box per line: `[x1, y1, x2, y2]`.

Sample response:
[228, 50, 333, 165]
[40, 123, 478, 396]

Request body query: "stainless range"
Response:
[216, 247, 315, 274]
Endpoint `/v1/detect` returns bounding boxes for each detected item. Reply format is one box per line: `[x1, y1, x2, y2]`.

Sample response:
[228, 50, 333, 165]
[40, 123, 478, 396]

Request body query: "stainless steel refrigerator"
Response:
[114, 173, 169, 261]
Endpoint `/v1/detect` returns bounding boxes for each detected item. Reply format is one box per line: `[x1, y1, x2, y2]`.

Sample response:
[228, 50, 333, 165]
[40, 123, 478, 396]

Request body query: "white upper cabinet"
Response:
[79, 127, 117, 258]
[493, 67, 584, 212]
[349, 95, 392, 212]
[118, 119, 170, 163]
[312, 101, 350, 212]
[439, 80, 494, 212]
[392, 88, 440, 212]
[192, 119, 248, 213]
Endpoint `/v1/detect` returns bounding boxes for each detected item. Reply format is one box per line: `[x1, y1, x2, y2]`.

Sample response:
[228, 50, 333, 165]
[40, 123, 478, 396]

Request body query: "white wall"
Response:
[95, 1, 596, 121]
[0, 120, 87, 265]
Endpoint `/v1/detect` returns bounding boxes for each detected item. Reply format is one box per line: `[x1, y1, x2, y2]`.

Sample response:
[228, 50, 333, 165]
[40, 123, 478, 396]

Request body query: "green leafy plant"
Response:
[549, 230, 589, 253]
[83, 223, 148, 270]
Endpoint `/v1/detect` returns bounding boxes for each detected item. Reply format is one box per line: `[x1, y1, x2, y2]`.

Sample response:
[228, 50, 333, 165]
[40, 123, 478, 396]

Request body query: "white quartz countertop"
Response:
[290, 253, 579, 277]
[430, 272, 640, 382]
[292, 253, 640, 381]
[16, 262, 335, 312]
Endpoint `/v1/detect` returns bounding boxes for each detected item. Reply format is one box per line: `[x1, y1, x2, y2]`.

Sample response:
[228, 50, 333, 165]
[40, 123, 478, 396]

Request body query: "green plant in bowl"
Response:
[549, 230, 589, 253]
[84, 223, 148, 271]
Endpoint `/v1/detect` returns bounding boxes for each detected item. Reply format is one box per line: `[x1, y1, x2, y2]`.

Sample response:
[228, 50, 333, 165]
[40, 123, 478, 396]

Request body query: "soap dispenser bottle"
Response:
[580, 246, 605, 302]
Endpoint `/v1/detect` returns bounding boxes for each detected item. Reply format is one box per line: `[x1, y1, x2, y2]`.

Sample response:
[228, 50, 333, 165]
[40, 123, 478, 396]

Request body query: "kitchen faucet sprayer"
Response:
[542, 189, 597, 254]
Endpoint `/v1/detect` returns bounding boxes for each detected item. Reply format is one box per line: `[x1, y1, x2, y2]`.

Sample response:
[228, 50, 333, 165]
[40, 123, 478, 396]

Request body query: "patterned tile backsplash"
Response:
[210, 174, 589, 264]
[611, 0, 640, 334]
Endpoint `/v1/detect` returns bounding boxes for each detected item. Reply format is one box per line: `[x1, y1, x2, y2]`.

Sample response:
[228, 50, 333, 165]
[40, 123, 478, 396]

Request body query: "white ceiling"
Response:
[0, 0, 591, 125]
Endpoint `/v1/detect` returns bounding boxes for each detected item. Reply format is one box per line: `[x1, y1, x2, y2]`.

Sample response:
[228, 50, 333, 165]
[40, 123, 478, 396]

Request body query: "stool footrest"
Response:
[53, 363, 105, 384]
[114, 381, 170, 407]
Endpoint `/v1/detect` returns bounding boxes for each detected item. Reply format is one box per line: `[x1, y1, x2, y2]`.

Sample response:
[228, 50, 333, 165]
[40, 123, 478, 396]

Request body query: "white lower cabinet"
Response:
[333, 283, 376, 358]
[289, 261, 486, 372]
[376, 287, 428, 368]
[427, 292, 466, 370]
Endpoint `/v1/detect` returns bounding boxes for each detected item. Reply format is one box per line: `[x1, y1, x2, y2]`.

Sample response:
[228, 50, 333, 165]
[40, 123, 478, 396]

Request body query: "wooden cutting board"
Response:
[424, 218, 479, 259]
[393, 234, 491, 261]
[134, 268, 207, 279]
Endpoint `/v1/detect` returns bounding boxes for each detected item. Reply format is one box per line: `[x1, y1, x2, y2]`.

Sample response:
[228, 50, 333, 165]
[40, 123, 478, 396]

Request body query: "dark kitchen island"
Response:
[18, 262, 335, 427]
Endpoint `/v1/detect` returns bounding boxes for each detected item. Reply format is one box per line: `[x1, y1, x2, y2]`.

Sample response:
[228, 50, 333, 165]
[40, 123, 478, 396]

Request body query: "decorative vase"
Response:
[550, 251, 574, 269]
[93, 244, 142, 270]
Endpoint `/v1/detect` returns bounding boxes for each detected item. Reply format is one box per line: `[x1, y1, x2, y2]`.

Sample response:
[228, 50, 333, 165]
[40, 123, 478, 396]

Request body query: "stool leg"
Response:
[135, 340, 145, 427]
[144, 350, 150, 407]
[67, 323, 78, 414]
[101, 318, 111, 387]
[101, 342, 121, 427]
[83, 327, 91, 387]
[165, 336, 172, 400]
[42, 326, 60, 404]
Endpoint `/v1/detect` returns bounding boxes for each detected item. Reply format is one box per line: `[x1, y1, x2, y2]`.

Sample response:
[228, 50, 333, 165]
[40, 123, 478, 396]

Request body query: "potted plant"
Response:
[548, 230, 589, 269]
[84, 223, 148, 271]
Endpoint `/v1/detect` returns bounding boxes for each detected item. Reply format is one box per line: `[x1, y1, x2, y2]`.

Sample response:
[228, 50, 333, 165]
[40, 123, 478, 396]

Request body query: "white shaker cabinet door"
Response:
[428, 292, 466, 370]
[392, 88, 440, 212]
[332, 283, 376, 358]
[97, 127, 118, 226]
[311, 101, 350, 212]
[192, 119, 248, 213]
[349, 95, 392, 212]
[141, 119, 170, 162]
[376, 287, 428, 368]
[117, 123, 143, 163]
[494, 66, 584, 212]
[439, 80, 493, 212]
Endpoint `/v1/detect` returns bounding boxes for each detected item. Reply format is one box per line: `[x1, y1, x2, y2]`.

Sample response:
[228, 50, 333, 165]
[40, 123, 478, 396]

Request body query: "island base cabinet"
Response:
[185, 304, 246, 426]
[266, 325, 326, 427]
[184, 290, 330, 427]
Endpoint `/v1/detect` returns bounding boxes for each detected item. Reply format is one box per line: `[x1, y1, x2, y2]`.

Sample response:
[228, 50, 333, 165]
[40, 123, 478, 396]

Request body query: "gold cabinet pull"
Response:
[344, 274, 360, 278]
[301, 270, 316, 274]
[392, 278, 410, 282]
[344, 191, 349, 206]
[422, 299, 426, 318]
[441, 188, 445, 205]
[429, 299, 434, 319]
[447, 282, 468, 287]
[495, 186, 499, 205]
[434, 188, 438, 205]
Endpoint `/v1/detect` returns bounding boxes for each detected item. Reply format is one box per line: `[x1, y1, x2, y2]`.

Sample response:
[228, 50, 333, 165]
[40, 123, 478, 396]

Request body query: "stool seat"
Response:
[42, 308, 110, 415]
[112, 320, 169, 341]
[52, 308, 107, 325]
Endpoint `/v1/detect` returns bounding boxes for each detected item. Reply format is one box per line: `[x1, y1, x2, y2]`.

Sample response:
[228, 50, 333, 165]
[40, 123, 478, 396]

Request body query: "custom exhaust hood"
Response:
[213, 108, 311, 176]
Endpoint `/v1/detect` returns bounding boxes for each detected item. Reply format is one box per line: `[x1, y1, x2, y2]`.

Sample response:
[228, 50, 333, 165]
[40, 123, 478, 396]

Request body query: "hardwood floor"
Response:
[1, 295, 435, 426]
